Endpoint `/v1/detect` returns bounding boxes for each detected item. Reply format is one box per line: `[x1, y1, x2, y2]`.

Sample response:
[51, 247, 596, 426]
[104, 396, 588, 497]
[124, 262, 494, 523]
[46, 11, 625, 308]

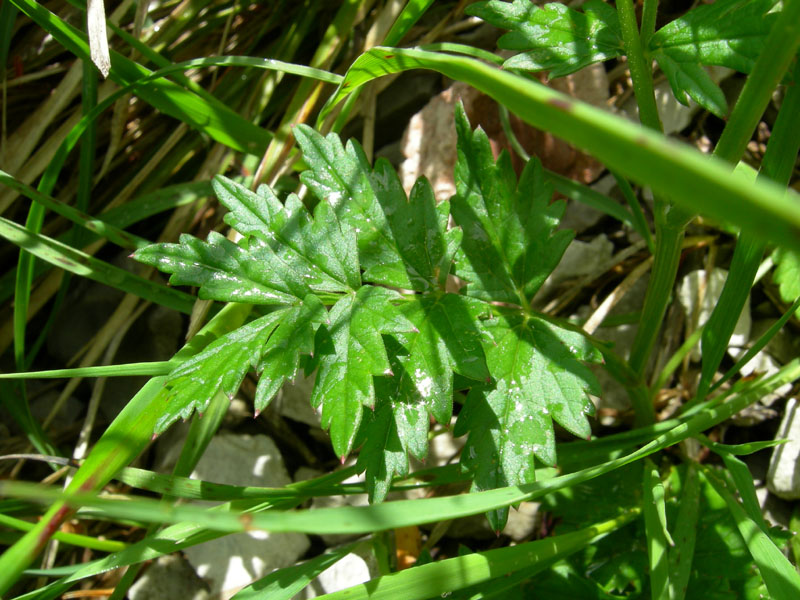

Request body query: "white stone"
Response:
[676, 268, 751, 361]
[621, 67, 733, 135]
[297, 549, 378, 599]
[767, 398, 800, 500]
[182, 433, 310, 598]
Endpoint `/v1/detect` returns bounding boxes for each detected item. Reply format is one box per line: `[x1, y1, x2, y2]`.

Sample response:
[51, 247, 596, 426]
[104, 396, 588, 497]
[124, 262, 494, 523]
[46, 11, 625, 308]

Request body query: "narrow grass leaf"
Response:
[694, 433, 787, 457]
[0, 170, 148, 250]
[702, 467, 800, 600]
[642, 459, 671, 600]
[718, 454, 772, 536]
[0, 362, 173, 379]
[545, 169, 637, 230]
[0, 216, 195, 314]
[710, 296, 800, 393]
[313, 512, 637, 600]
[0, 513, 125, 553]
[667, 463, 700, 600]
[231, 543, 361, 600]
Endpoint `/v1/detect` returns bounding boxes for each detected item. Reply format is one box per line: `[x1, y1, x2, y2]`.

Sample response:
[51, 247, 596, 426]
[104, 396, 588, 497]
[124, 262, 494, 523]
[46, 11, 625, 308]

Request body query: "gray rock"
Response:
[767, 398, 800, 500]
[273, 374, 320, 427]
[129, 554, 209, 600]
[182, 433, 310, 598]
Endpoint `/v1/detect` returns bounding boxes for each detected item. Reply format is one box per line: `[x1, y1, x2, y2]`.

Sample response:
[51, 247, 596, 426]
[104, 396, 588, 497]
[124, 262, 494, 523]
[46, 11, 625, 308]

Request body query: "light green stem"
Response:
[616, 0, 662, 132]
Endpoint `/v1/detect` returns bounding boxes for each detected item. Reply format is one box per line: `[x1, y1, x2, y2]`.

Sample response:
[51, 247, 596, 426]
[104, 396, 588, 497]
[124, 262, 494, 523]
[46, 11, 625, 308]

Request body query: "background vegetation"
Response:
[1, 0, 799, 598]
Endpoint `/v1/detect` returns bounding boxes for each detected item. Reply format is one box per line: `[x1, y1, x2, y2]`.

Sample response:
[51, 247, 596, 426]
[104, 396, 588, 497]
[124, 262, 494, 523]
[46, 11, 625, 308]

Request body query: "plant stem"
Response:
[640, 0, 659, 48]
[617, 0, 671, 425]
[616, 0, 662, 132]
[628, 218, 684, 379]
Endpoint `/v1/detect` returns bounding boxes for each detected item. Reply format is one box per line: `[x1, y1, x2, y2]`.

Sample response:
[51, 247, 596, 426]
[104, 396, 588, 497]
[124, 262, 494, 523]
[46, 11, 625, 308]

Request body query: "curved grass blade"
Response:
[0, 216, 195, 315]
[4, 362, 796, 540]
[667, 463, 700, 600]
[313, 512, 637, 600]
[0, 513, 125, 553]
[0, 170, 148, 250]
[0, 362, 173, 380]
[321, 47, 800, 254]
[702, 466, 800, 600]
[642, 459, 671, 600]
[0, 303, 253, 595]
[231, 542, 362, 600]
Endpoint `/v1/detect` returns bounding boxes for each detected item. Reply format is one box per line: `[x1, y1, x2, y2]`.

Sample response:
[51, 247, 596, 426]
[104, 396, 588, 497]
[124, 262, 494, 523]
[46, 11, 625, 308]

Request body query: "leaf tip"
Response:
[340, 455, 347, 466]
[384, 368, 394, 377]
[151, 432, 159, 442]
[254, 408, 262, 418]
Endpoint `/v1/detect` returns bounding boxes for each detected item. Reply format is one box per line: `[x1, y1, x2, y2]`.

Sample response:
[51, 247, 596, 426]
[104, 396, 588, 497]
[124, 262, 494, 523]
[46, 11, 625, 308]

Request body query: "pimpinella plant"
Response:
[133, 105, 602, 521]
[2, 0, 800, 598]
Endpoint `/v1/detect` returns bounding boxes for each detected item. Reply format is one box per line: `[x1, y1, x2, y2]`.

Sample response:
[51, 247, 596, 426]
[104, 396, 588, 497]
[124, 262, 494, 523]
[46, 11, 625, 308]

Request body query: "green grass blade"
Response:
[699, 57, 800, 396]
[718, 453, 772, 536]
[702, 467, 800, 600]
[170, 388, 230, 483]
[0, 363, 173, 380]
[0, 513, 125, 553]
[383, 0, 435, 46]
[4, 363, 797, 539]
[0, 303, 253, 595]
[0, 216, 195, 314]
[642, 459, 672, 600]
[694, 433, 786, 457]
[709, 295, 800, 394]
[8, 467, 360, 600]
[545, 169, 637, 230]
[697, 233, 764, 396]
[302, 512, 638, 600]
[611, 170, 654, 252]
[667, 463, 700, 600]
[231, 542, 362, 600]
[322, 47, 800, 254]
[0, 170, 149, 250]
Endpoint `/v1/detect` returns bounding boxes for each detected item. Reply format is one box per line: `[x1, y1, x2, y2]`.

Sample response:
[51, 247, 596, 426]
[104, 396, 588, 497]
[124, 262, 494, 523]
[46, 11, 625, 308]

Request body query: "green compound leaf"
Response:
[451, 103, 573, 305]
[649, 0, 779, 117]
[357, 293, 491, 502]
[654, 53, 728, 118]
[213, 177, 361, 292]
[154, 297, 326, 434]
[771, 247, 800, 306]
[471, 0, 778, 117]
[467, 0, 624, 78]
[311, 286, 416, 458]
[454, 313, 601, 530]
[133, 187, 357, 304]
[368, 176, 463, 292]
[294, 125, 412, 288]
